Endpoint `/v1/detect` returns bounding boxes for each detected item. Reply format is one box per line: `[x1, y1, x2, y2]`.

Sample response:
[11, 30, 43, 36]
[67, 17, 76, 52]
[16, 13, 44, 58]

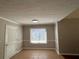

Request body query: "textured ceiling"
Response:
[0, 0, 79, 24]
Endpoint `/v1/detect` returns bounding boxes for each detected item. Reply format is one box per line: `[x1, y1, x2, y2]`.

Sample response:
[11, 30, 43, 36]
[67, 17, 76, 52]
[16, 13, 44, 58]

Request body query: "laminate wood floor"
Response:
[10, 50, 64, 59]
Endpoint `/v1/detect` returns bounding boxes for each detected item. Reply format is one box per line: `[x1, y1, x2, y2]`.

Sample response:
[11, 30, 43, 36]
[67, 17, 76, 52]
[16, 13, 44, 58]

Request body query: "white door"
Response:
[5, 25, 18, 59]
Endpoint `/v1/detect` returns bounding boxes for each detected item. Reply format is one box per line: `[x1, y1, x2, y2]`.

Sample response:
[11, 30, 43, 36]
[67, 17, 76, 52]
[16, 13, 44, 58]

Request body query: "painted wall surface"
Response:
[0, 18, 22, 59]
[23, 24, 55, 49]
[58, 19, 79, 54]
[0, 19, 5, 59]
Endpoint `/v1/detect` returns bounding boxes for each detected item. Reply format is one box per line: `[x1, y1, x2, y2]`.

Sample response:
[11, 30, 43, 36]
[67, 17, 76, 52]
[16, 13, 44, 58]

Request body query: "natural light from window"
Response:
[30, 28, 47, 44]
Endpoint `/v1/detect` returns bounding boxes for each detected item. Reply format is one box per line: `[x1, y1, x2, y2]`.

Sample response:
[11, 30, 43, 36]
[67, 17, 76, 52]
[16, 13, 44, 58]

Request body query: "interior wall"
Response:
[0, 18, 22, 59]
[23, 24, 55, 49]
[0, 19, 6, 59]
[58, 19, 79, 54]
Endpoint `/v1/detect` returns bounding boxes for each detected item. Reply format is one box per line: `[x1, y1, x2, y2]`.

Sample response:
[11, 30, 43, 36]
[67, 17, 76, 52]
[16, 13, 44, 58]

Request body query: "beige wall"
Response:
[0, 19, 6, 59]
[58, 19, 79, 54]
[0, 18, 22, 59]
[23, 24, 55, 49]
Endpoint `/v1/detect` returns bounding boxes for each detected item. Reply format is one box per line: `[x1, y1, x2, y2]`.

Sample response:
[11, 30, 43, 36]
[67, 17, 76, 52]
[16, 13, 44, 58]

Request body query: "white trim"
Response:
[59, 53, 79, 56]
[15, 48, 23, 55]
[23, 40, 55, 41]
[0, 17, 19, 24]
[55, 22, 60, 55]
[57, 8, 77, 22]
[30, 28, 47, 44]
[23, 48, 56, 50]
[10, 48, 23, 59]
[56, 49, 60, 55]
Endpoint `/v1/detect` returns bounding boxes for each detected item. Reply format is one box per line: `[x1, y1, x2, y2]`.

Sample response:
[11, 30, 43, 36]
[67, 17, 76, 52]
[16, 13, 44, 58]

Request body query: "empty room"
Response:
[0, 0, 79, 59]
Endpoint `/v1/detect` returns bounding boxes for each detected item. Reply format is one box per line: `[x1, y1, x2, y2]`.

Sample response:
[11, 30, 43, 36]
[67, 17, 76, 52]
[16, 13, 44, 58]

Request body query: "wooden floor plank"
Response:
[10, 50, 79, 59]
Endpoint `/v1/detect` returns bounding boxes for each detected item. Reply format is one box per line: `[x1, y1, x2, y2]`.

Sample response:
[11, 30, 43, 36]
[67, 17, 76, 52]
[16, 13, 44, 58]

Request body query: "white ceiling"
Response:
[66, 9, 79, 19]
[0, 0, 79, 24]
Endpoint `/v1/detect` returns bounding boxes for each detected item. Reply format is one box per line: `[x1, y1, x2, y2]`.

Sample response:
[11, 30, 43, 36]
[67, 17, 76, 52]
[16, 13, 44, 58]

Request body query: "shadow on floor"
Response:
[63, 55, 79, 59]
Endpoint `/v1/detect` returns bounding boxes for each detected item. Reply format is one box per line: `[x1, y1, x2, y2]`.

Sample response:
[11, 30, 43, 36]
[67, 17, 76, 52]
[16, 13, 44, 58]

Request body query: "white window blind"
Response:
[30, 28, 47, 44]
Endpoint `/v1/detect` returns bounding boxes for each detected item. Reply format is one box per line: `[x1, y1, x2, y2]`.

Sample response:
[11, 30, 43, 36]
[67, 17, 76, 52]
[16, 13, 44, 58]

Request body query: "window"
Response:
[30, 28, 47, 44]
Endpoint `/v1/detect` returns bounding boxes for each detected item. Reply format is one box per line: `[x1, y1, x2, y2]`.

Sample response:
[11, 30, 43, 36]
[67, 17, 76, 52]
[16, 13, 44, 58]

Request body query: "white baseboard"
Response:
[56, 49, 60, 55]
[10, 48, 23, 58]
[23, 48, 56, 50]
[16, 48, 23, 54]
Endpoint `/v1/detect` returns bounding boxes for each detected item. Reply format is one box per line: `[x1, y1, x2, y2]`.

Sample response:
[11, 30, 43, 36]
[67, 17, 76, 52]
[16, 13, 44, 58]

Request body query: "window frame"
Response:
[30, 28, 47, 44]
